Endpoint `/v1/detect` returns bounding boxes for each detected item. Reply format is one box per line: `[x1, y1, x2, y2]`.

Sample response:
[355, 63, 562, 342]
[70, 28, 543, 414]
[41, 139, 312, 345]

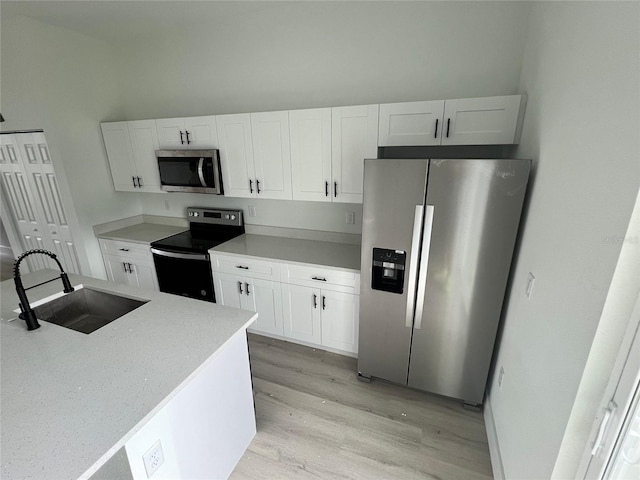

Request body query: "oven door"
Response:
[151, 249, 215, 302]
[156, 150, 222, 194]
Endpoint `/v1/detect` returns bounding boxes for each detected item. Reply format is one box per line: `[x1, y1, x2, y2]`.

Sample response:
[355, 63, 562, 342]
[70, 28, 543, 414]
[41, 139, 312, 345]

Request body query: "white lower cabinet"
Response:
[212, 252, 359, 356]
[215, 272, 283, 337]
[319, 289, 359, 354]
[99, 239, 159, 291]
[281, 283, 359, 354]
[281, 283, 322, 345]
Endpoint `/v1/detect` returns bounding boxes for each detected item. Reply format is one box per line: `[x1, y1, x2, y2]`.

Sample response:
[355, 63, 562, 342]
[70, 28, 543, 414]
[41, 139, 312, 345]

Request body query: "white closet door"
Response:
[0, 133, 81, 274]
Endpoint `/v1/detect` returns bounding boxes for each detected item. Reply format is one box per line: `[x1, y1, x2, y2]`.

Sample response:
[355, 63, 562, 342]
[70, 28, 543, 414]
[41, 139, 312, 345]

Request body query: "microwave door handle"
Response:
[197, 157, 208, 187]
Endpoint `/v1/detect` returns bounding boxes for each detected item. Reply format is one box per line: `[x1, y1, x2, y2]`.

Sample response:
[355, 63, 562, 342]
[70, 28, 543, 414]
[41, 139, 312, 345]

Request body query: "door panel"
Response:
[408, 159, 530, 404]
[246, 278, 283, 337]
[251, 111, 292, 200]
[216, 114, 254, 198]
[282, 283, 321, 344]
[322, 290, 358, 353]
[289, 108, 332, 202]
[358, 158, 429, 384]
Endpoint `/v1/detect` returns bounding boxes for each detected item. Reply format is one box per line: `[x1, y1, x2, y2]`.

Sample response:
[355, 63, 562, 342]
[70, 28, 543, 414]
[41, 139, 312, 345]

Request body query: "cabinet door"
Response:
[331, 105, 379, 204]
[155, 118, 187, 149]
[129, 262, 159, 290]
[378, 100, 445, 146]
[103, 255, 131, 285]
[101, 122, 137, 192]
[282, 283, 322, 344]
[184, 116, 219, 149]
[441, 95, 522, 145]
[251, 111, 292, 200]
[321, 290, 359, 354]
[128, 120, 162, 192]
[289, 108, 332, 202]
[245, 278, 284, 337]
[216, 114, 255, 198]
[215, 272, 244, 309]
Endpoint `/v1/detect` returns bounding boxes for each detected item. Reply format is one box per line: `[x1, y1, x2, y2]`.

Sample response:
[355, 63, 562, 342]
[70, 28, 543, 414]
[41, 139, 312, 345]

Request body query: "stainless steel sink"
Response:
[32, 287, 148, 334]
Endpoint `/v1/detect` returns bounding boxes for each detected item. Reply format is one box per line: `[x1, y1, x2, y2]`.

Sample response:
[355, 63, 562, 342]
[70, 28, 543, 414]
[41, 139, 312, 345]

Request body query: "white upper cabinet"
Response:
[101, 122, 137, 192]
[378, 100, 445, 146]
[440, 95, 523, 145]
[250, 111, 292, 200]
[289, 108, 332, 202]
[216, 113, 255, 198]
[127, 120, 162, 192]
[101, 120, 162, 193]
[217, 111, 292, 200]
[378, 95, 524, 146]
[156, 116, 218, 149]
[331, 105, 379, 204]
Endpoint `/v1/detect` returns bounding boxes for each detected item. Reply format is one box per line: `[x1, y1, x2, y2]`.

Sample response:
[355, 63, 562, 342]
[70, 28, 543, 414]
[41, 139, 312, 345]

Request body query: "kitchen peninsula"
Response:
[0, 269, 257, 480]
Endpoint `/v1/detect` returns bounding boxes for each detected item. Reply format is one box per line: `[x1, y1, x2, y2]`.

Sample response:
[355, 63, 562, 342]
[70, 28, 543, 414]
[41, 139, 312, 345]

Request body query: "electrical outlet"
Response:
[498, 366, 505, 389]
[525, 272, 535, 300]
[346, 211, 355, 224]
[142, 440, 164, 478]
[248, 205, 256, 217]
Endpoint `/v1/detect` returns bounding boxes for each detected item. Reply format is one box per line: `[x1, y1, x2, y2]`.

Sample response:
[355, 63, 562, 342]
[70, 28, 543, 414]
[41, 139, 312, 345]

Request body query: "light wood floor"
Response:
[231, 333, 494, 480]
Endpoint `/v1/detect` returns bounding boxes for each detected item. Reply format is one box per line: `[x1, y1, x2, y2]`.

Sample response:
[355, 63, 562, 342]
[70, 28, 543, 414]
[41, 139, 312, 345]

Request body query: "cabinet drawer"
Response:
[283, 263, 357, 290]
[99, 239, 152, 262]
[212, 254, 280, 281]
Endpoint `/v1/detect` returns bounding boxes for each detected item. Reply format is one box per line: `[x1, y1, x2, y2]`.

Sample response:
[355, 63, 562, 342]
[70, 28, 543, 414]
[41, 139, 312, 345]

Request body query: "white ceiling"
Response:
[1, 0, 279, 46]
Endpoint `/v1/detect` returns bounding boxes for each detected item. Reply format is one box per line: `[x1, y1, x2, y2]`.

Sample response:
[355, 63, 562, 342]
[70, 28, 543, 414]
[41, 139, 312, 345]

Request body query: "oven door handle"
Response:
[197, 157, 209, 188]
[151, 248, 209, 261]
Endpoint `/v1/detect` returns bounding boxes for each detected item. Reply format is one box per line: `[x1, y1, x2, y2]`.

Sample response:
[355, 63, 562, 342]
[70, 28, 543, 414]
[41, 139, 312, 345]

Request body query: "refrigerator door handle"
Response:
[414, 205, 434, 329]
[406, 205, 424, 328]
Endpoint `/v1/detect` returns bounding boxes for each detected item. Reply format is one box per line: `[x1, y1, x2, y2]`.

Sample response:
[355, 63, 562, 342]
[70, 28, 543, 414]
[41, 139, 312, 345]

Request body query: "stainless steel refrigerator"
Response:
[358, 158, 530, 406]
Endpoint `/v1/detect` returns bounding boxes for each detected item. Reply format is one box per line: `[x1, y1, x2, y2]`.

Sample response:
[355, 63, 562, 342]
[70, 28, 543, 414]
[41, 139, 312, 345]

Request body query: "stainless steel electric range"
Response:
[150, 207, 244, 302]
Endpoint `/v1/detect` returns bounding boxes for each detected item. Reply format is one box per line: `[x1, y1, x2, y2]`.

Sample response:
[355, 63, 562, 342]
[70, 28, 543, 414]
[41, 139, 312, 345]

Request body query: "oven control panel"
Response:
[186, 207, 243, 227]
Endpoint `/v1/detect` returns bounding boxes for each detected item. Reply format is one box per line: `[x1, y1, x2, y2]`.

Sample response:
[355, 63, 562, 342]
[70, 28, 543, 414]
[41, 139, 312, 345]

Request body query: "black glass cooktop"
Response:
[151, 229, 241, 254]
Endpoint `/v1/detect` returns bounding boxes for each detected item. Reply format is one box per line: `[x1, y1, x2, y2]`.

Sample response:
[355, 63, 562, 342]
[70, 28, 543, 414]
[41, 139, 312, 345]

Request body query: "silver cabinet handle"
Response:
[249, 179, 254, 193]
[256, 179, 261, 194]
[132, 176, 138, 188]
[313, 294, 317, 308]
[245, 282, 250, 295]
[236, 265, 249, 270]
[185, 130, 191, 144]
[413, 205, 434, 330]
[311, 276, 327, 282]
[119, 248, 130, 252]
[238, 281, 243, 294]
[179, 131, 185, 144]
[122, 262, 128, 273]
[334, 181, 337, 198]
[137, 176, 143, 187]
[322, 296, 326, 310]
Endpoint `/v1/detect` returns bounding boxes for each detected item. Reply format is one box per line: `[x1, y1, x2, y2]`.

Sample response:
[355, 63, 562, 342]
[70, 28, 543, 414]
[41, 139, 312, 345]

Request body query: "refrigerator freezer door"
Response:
[358, 159, 428, 385]
[408, 159, 530, 404]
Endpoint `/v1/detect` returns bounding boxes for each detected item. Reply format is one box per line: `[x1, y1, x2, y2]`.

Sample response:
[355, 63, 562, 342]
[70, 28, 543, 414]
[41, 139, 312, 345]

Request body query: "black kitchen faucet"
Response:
[13, 249, 75, 331]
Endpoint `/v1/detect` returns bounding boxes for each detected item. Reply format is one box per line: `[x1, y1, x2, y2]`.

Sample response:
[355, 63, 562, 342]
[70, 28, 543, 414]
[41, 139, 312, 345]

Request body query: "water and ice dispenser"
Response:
[371, 248, 406, 294]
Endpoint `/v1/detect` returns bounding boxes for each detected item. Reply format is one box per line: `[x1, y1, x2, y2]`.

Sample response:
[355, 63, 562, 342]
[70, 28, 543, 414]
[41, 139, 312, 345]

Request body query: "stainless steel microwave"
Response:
[156, 149, 223, 194]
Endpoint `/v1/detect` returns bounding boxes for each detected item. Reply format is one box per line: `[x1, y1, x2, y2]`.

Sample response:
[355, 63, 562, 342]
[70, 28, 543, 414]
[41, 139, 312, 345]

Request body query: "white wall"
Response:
[118, 2, 530, 119]
[487, 3, 640, 479]
[0, 14, 143, 277]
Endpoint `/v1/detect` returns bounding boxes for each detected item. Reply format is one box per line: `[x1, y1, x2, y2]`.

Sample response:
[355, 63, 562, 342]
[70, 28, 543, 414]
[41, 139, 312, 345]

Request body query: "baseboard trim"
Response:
[484, 392, 506, 480]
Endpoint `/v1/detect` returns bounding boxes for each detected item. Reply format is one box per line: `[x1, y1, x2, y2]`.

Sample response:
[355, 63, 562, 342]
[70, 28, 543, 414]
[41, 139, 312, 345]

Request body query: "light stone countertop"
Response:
[96, 223, 187, 244]
[0, 270, 256, 480]
[211, 234, 361, 271]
